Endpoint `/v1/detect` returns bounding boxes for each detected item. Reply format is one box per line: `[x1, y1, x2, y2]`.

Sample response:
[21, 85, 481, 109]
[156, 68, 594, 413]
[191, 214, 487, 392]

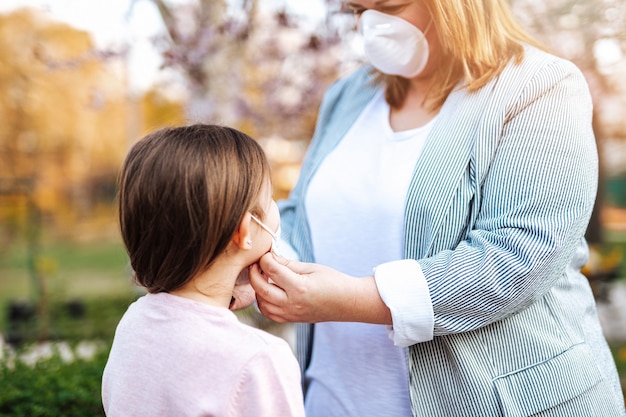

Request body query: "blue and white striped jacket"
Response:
[279, 46, 625, 416]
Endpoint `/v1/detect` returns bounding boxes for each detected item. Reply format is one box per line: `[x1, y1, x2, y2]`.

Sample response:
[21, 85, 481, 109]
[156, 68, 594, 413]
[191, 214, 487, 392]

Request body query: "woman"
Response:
[248, 0, 626, 416]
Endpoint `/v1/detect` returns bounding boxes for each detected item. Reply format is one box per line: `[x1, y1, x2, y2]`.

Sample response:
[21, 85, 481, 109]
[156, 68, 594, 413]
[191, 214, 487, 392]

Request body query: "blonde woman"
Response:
[249, 0, 626, 416]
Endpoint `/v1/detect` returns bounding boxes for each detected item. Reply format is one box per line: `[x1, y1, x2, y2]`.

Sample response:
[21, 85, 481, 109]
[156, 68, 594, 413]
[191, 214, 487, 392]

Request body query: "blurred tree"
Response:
[509, 0, 626, 244]
[0, 8, 127, 338]
[148, 0, 355, 141]
[0, 8, 186, 233]
[140, 88, 186, 135]
[0, 8, 128, 227]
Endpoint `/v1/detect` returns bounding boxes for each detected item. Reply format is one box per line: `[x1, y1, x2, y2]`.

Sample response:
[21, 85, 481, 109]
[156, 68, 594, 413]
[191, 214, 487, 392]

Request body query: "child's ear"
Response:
[232, 213, 253, 250]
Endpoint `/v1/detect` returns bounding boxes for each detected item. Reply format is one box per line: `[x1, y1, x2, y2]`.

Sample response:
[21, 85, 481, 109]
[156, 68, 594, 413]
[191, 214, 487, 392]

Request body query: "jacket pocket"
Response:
[493, 343, 603, 416]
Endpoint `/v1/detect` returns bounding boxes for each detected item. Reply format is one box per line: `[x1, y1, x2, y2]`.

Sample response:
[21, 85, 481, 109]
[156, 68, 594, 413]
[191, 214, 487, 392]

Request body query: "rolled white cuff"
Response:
[373, 259, 434, 347]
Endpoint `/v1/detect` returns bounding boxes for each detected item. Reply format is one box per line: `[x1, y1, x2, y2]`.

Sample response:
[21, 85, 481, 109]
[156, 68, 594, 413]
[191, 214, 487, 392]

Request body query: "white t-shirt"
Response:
[304, 90, 435, 417]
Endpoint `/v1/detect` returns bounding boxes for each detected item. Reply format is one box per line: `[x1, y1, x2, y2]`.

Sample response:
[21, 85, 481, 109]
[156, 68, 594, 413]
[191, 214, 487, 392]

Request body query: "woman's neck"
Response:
[389, 87, 438, 131]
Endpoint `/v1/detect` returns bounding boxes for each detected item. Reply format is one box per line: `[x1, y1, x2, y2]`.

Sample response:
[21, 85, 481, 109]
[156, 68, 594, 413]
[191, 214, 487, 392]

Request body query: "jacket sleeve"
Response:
[420, 58, 598, 336]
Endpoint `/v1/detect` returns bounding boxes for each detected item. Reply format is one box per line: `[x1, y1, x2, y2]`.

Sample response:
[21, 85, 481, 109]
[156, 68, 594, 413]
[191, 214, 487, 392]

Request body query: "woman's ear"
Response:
[232, 212, 253, 250]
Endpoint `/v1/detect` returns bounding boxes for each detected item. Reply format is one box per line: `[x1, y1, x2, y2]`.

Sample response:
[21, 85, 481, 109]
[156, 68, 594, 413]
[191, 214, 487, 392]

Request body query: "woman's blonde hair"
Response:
[378, 0, 546, 110]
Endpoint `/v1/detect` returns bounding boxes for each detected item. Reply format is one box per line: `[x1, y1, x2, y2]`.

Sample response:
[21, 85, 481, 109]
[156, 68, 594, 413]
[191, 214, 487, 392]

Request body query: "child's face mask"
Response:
[250, 214, 282, 256]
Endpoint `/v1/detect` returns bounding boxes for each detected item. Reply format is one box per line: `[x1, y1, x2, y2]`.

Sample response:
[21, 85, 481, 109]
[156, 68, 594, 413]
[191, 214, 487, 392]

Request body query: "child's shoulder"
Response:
[232, 320, 294, 354]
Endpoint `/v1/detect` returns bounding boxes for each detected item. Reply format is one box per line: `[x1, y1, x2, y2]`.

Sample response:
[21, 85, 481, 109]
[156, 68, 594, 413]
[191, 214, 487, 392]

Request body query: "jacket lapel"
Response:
[404, 49, 549, 260]
[404, 83, 495, 259]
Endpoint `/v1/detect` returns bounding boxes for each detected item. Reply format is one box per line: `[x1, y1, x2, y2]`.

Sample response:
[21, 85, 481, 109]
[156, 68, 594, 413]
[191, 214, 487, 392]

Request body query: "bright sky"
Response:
[0, 0, 328, 91]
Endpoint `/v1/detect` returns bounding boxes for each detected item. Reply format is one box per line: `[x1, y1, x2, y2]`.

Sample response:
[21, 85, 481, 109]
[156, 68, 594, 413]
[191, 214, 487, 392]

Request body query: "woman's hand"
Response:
[249, 253, 392, 325]
[229, 267, 256, 311]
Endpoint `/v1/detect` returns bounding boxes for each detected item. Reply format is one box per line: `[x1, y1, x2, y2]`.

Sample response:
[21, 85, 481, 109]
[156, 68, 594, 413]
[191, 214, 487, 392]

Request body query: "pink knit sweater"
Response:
[102, 292, 305, 417]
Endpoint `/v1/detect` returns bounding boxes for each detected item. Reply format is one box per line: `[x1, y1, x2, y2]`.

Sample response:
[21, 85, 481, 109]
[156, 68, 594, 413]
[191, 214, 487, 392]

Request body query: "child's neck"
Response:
[169, 259, 241, 308]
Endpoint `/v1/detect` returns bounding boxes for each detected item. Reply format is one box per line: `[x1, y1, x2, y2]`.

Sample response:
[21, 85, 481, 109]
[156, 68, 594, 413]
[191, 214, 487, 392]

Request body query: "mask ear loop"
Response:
[250, 214, 279, 240]
[422, 19, 434, 36]
[250, 214, 283, 256]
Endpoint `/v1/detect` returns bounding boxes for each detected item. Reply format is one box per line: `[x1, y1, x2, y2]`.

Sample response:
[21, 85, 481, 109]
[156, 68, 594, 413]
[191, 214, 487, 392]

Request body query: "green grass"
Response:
[0, 237, 137, 342]
[0, 237, 129, 273]
[0, 237, 132, 296]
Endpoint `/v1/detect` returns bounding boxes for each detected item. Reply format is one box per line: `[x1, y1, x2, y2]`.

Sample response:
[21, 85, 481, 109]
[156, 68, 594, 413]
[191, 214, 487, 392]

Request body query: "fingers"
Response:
[265, 254, 316, 275]
[258, 254, 317, 294]
[249, 262, 286, 304]
[250, 261, 299, 322]
[250, 254, 325, 323]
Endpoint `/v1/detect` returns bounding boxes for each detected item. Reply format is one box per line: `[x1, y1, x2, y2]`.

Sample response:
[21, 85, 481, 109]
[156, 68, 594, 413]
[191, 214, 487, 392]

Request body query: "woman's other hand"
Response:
[249, 253, 392, 325]
[229, 268, 256, 310]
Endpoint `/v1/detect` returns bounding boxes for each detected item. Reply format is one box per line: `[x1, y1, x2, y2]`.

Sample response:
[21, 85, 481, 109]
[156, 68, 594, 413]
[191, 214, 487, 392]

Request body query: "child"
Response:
[102, 124, 305, 417]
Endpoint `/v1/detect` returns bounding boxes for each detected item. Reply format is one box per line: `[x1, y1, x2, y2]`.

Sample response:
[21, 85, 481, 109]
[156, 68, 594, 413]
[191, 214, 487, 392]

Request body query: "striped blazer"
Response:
[279, 46, 626, 416]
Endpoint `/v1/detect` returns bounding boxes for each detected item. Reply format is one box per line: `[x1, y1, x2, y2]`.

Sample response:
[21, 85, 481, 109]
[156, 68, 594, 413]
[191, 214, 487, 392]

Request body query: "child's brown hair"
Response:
[118, 124, 270, 293]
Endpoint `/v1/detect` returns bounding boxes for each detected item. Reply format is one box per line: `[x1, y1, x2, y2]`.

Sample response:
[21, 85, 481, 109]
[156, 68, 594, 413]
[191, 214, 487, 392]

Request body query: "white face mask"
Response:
[358, 9, 430, 78]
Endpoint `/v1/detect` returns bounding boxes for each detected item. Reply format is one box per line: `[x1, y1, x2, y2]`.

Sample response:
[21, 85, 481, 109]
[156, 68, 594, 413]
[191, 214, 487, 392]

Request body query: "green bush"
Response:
[5, 295, 139, 346]
[0, 347, 109, 416]
[0, 294, 134, 416]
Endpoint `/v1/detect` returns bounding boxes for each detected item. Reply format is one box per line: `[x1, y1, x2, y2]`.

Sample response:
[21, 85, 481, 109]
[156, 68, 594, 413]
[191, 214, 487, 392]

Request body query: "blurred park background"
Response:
[0, 0, 625, 414]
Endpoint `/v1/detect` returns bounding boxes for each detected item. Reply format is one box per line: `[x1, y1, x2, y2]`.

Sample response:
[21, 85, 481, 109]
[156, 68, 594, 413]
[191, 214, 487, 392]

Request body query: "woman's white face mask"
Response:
[358, 9, 431, 78]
